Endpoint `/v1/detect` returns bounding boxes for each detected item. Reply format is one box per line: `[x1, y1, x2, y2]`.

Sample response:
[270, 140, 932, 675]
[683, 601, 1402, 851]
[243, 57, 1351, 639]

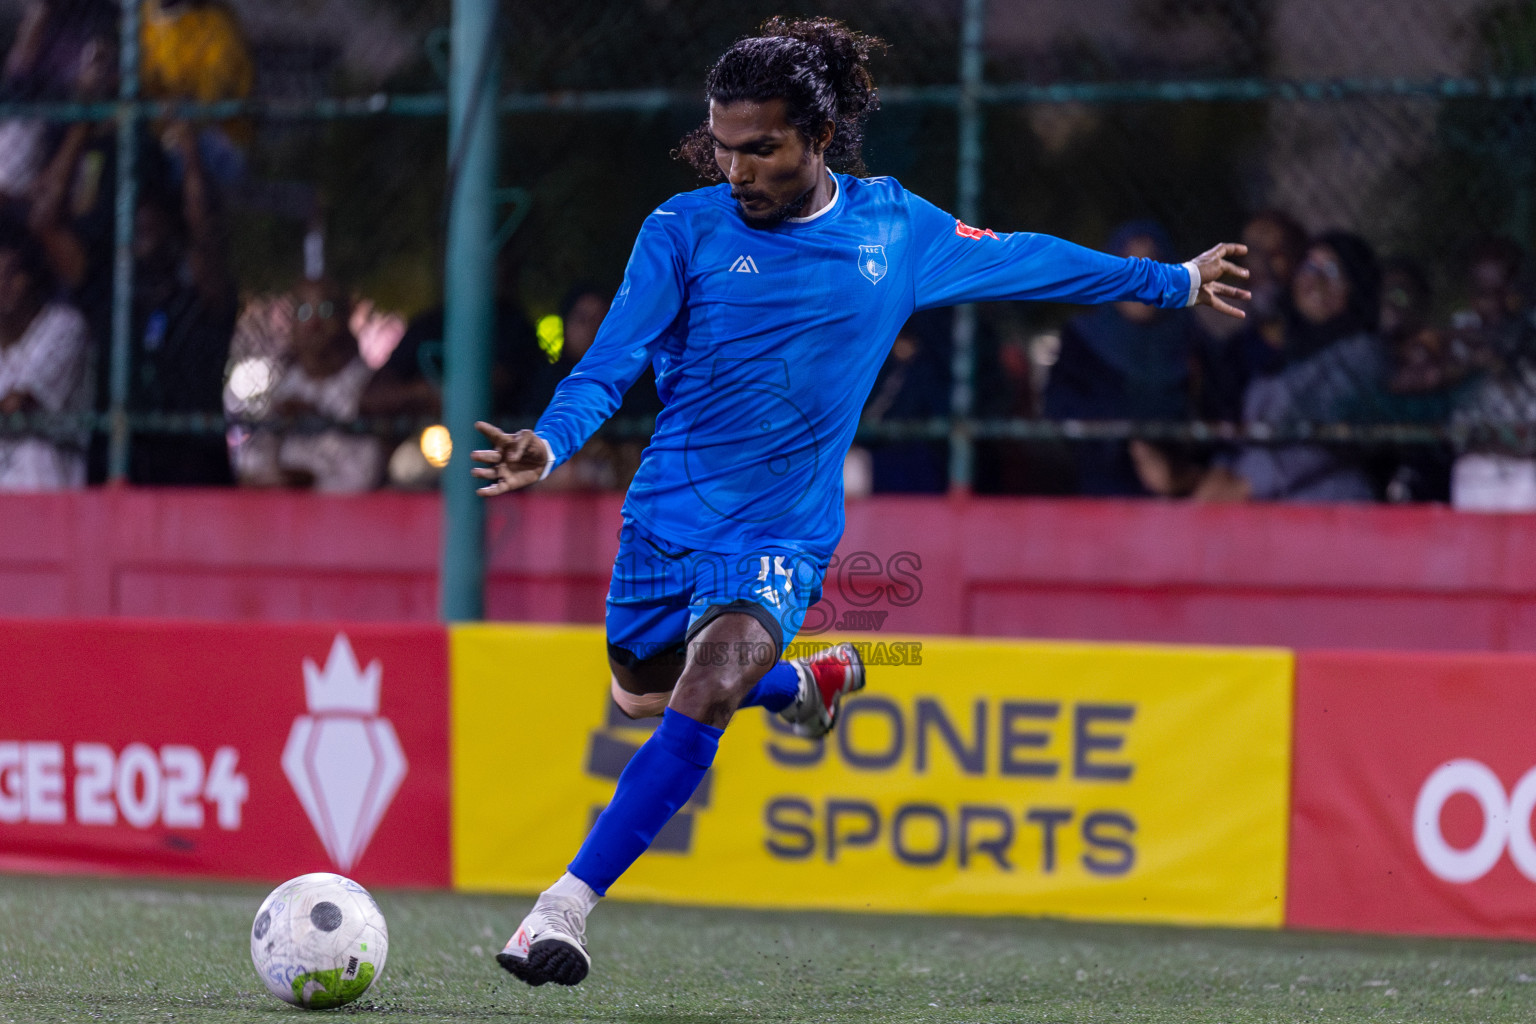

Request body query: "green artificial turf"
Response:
[1, 873, 1534, 1022]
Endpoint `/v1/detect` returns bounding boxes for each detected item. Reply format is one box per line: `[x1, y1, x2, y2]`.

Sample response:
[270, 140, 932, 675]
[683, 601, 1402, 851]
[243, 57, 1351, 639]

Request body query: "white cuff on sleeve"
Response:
[536, 434, 557, 480]
[1181, 261, 1201, 307]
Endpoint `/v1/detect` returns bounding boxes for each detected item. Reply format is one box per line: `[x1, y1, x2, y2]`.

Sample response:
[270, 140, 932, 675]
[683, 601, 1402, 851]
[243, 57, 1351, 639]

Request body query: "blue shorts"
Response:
[605, 518, 828, 667]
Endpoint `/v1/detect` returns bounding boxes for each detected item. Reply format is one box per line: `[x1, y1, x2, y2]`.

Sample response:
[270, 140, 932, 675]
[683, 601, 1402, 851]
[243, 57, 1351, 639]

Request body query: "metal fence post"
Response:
[107, 0, 142, 483]
[440, 0, 498, 621]
[948, 0, 986, 493]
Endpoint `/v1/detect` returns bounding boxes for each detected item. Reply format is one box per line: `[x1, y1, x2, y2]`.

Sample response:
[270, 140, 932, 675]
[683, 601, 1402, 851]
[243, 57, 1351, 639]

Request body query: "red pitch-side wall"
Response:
[0, 620, 450, 888]
[1288, 650, 1536, 939]
[2, 489, 1536, 650]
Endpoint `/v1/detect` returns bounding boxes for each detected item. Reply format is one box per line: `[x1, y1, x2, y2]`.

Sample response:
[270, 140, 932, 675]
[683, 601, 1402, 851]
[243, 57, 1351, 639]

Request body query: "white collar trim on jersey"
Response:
[786, 171, 840, 224]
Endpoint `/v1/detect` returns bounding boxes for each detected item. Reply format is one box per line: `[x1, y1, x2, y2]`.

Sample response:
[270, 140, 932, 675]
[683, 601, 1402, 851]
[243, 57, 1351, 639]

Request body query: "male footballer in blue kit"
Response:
[471, 16, 1250, 987]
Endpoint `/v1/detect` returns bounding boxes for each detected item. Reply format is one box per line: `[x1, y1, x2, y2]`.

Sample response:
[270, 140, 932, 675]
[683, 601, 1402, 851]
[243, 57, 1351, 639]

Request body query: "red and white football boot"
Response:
[781, 642, 866, 738]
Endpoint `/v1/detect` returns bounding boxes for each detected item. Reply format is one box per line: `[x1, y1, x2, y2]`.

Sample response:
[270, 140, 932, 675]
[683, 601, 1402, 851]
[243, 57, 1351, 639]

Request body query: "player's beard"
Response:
[732, 182, 815, 228]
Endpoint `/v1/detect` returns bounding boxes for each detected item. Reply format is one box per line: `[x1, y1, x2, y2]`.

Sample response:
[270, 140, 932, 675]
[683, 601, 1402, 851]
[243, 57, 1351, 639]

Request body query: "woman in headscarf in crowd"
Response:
[1145, 230, 1397, 501]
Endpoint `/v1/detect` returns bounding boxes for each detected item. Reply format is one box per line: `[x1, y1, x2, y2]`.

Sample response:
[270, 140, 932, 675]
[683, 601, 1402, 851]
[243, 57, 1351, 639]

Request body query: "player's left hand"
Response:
[1188, 242, 1251, 319]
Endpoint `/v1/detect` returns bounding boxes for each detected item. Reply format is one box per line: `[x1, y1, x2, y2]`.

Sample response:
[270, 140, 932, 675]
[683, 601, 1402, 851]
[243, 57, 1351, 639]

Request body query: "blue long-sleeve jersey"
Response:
[535, 173, 1197, 557]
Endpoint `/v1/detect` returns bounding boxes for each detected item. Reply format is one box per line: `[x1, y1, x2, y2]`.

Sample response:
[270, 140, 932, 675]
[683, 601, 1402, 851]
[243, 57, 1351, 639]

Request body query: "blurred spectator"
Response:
[22, 21, 135, 315]
[557, 285, 609, 363]
[27, 41, 177, 376]
[223, 292, 289, 413]
[119, 123, 234, 485]
[858, 309, 950, 493]
[1184, 231, 1387, 502]
[532, 282, 662, 491]
[3, 0, 115, 99]
[140, 0, 255, 184]
[1199, 209, 1308, 422]
[0, 0, 115, 207]
[1370, 258, 1460, 502]
[0, 217, 89, 489]
[1448, 239, 1536, 511]
[1380, 258, 1441, 392]
[32, 117, 232, 484]
[1445, 237, 1532, 376]
[1240, 210, 1309, 342]
[236, 278, 383, 492]
[141, 0, 252, 104]
[0, 117, 48, 209]
[1043, 220, 1210, 496]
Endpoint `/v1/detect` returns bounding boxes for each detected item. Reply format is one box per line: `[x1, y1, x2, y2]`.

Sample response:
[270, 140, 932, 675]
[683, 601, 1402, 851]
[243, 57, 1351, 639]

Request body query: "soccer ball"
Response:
[250, 872, 389, 1009]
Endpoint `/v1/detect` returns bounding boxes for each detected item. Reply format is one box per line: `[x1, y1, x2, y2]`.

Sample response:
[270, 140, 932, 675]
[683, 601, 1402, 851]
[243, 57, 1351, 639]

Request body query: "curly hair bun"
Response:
[757, 16, 883, 123]
[675, 17, 887, 180]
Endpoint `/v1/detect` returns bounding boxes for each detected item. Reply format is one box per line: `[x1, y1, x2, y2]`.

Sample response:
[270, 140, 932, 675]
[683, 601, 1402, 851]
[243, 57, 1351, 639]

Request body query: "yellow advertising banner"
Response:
[453, 624, 1292, 926]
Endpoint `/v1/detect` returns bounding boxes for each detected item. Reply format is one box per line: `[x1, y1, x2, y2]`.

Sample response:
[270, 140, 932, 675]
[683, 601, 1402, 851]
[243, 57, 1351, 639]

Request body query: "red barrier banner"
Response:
[0, 620, 449, 888]
[1288, 650, 1536, 938]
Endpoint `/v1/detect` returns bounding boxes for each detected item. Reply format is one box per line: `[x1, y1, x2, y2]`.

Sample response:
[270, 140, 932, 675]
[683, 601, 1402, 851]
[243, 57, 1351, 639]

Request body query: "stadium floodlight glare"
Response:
[536, 315, 564, 362]
[421, 425, 453, 468]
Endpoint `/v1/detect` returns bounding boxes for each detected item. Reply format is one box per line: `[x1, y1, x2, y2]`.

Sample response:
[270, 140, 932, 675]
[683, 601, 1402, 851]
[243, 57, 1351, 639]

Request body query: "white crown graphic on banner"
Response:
[282, 634, 408, 871]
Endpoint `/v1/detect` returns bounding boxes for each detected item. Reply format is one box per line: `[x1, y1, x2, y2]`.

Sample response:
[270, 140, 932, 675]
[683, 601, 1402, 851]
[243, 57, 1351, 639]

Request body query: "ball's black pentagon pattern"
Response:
[310, 901, 343, 932]
[253, 910, 271, 941]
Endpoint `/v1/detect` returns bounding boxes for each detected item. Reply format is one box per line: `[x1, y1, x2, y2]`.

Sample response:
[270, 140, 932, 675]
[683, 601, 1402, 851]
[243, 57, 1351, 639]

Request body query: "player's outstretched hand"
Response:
[470, 421, 552, 496]
[1188, 242, 1251, 320]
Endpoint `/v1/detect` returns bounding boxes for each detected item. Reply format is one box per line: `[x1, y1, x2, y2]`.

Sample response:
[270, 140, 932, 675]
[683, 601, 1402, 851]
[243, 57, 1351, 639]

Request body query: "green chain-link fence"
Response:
[0, 0, 1533, 501]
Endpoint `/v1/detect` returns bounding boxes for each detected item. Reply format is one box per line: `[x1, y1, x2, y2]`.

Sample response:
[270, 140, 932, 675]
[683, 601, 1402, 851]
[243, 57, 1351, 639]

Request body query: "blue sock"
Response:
[736, 661, 799, 713]
[569, 707, 722, 895]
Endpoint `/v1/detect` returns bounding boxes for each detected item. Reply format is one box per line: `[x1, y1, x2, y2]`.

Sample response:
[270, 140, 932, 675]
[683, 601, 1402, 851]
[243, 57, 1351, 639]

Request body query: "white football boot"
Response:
[495, 894, 592, 986]
[779, 642, 866, 738]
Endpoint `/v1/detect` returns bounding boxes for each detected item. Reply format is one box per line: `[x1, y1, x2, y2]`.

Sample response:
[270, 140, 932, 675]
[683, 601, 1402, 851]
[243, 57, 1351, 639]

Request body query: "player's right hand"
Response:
[471, 422, 553, 496]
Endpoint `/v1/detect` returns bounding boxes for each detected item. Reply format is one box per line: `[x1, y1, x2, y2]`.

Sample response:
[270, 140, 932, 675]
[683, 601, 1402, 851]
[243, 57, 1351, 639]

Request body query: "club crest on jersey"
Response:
[857, 245, 888, 285]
